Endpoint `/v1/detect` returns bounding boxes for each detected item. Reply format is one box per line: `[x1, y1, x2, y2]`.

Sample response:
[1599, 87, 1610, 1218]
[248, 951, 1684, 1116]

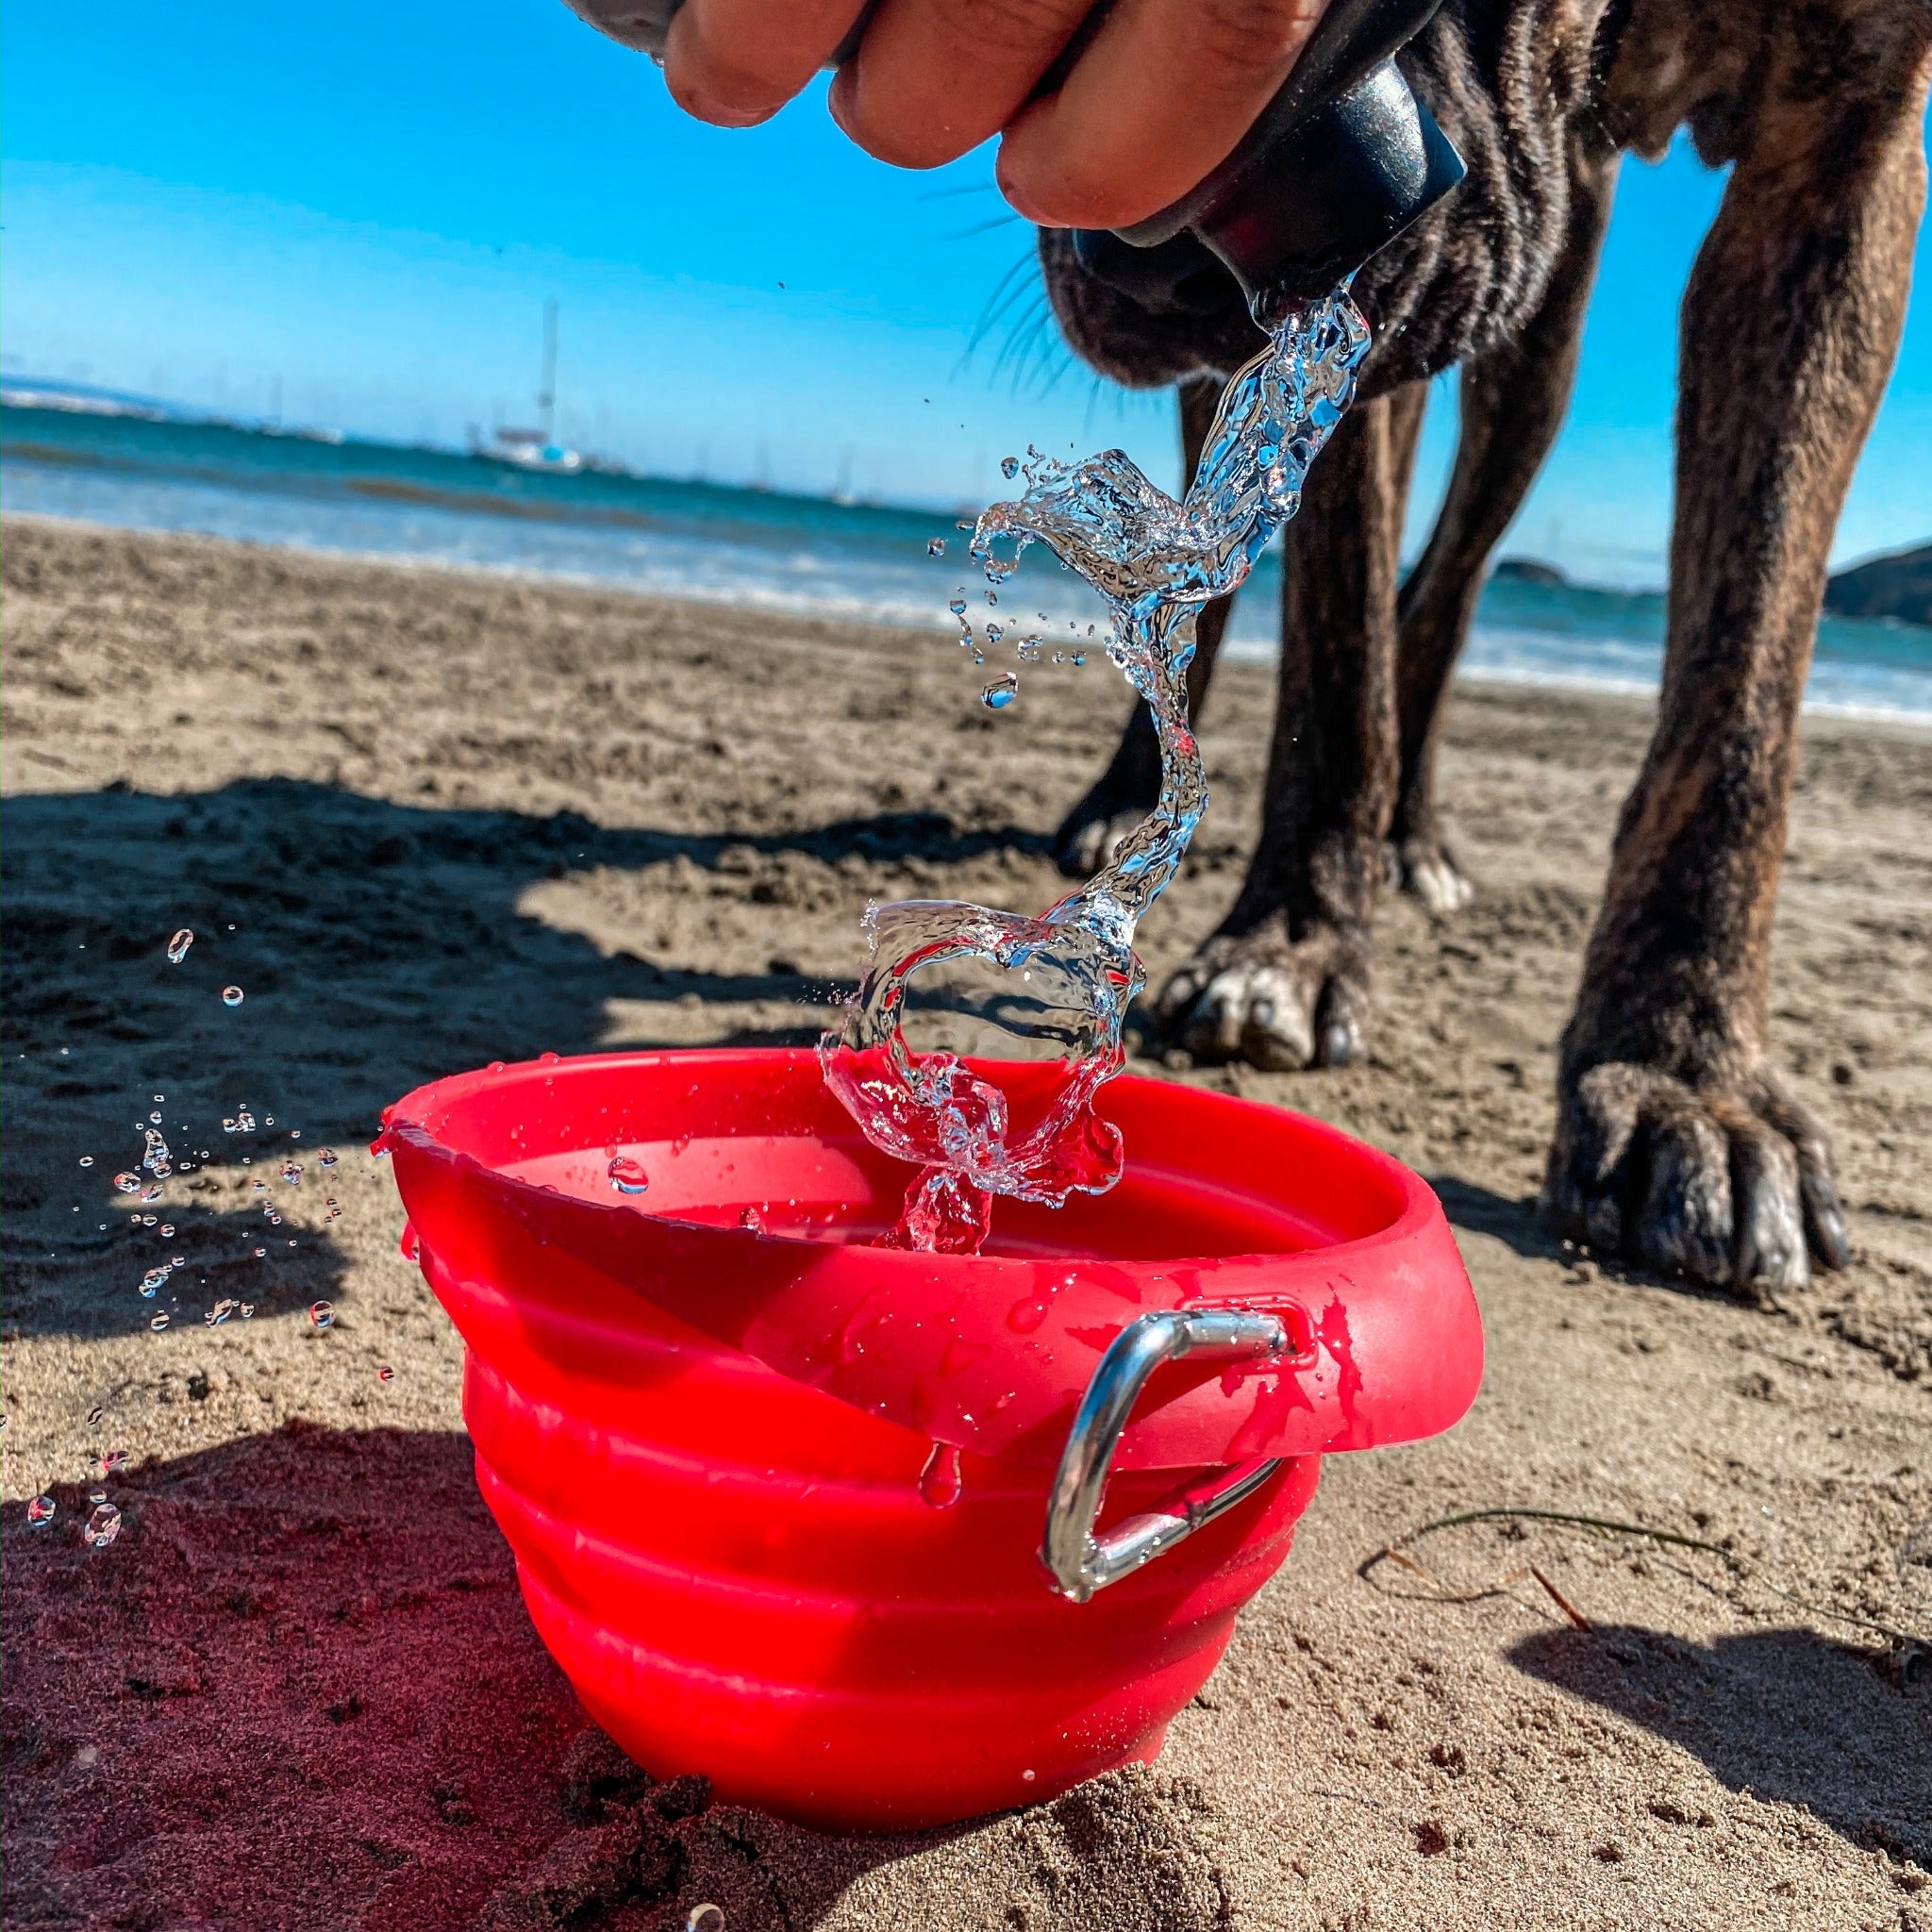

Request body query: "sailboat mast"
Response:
[538, 298, 559, 446]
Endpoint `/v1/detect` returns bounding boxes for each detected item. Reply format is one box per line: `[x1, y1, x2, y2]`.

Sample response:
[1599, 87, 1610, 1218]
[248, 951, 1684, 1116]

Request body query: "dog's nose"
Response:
[1069, 229, 1239, 317]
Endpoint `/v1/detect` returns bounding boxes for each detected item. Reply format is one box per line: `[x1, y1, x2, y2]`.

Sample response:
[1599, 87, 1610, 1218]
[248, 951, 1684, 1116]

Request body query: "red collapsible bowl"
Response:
[387, 1048, 1480, 1831]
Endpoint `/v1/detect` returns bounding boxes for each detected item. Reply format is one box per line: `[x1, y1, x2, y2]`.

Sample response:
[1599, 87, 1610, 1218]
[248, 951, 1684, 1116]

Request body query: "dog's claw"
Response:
[1158, 926, 1367, 1073]
[1542, 1063, 1848, 1296]
[1051, 808, 1142, 880]
[1390, 837, 1474, 915]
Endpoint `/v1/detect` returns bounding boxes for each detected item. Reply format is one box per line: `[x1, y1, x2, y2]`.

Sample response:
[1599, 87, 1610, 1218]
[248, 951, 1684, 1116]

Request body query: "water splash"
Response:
[821, 288, 1370, 1250]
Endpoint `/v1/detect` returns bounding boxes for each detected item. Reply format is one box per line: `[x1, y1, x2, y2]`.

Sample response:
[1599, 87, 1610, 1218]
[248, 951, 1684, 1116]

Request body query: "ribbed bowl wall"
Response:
[430, 1250, 1317, 1831]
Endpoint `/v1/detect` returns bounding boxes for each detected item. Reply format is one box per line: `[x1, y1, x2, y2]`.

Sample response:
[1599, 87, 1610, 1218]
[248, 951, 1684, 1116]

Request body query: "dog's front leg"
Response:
[1391, 139, 1619, 914]
[1157, 392, 1407, 1070]
[1543, 29, 1930, 1292]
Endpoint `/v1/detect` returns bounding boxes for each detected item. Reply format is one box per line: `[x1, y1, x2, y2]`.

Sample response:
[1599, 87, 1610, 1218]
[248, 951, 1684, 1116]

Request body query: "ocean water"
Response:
[6, 398, 1928, 719]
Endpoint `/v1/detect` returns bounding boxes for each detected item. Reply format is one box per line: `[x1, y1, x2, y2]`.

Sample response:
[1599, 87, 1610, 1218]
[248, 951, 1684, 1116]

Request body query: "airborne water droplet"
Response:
[149, 1312, 169, 1331]
[280, 1160, 303, 1186]
[607, 1156, 650, 1195]
[317, 1148, 339, 1168]
[1000, 455, 1020, 479]
[980, 675, 1018, 711]
[84, 1503, 122, 1548]
[926, 538, 945, 558]
[377, 1364, 394, 1384]
[87, 1404, 104, 1427]
[221, 986, 244, 1008]
[78, 1156, 94, 1169]
[167, 928, 193, 964]
[27, 1495, 56, 1528]
[308, 1300, 334, 1330]
[686, 1907, 725, 1932]
[918, 1441, 962, 1508]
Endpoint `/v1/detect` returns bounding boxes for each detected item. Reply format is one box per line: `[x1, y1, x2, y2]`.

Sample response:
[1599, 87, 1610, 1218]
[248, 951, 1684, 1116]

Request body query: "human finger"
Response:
[827, 0, 1092, 171]
[996, 0, 1327, 228]
[664, 0, 867, 126]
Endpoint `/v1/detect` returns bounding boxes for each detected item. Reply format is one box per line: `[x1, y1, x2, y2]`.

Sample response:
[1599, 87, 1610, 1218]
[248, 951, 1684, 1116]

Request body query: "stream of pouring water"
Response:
[820, 285, 1372, 1253]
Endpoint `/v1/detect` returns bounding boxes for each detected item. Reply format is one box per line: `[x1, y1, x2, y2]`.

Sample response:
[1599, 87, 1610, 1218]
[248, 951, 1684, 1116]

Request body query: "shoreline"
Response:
[3, 518, 1927, 1930]
[5, 503, 1929, 730]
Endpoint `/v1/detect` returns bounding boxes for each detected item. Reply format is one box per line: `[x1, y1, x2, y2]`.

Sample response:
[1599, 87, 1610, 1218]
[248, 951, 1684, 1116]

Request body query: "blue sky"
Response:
[3, 0, 1926, 584]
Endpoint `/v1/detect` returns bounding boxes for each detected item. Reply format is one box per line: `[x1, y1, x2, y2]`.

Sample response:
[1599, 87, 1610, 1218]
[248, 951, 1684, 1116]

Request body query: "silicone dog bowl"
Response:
[385, 1048, 1482, 1830]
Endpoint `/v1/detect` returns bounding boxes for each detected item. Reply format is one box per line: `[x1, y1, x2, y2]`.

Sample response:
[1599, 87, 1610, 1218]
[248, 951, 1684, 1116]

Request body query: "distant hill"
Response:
[1824, 542, 1932, 628]
[1491, 557, 1566, 588]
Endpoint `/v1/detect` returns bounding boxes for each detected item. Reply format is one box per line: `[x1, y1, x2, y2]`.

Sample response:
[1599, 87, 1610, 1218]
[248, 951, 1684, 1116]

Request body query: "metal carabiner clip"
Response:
[1041, 1306, 1312, 1603]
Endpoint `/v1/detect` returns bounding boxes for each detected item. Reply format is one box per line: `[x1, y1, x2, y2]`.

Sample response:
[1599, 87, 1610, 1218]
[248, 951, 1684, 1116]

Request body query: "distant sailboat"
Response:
[490, 298, 581, 472]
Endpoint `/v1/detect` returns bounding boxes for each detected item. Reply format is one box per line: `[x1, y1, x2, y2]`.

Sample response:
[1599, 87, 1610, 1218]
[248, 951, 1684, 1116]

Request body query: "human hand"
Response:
[659, 0, 1330, 230]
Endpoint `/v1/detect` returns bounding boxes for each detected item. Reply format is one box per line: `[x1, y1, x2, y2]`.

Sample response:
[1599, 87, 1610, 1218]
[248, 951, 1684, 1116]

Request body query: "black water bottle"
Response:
[565, 0, 1463, 323]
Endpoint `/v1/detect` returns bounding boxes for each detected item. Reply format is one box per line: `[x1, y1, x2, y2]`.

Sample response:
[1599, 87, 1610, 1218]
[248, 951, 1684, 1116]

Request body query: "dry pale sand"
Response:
[3, 515, 1928, 1932]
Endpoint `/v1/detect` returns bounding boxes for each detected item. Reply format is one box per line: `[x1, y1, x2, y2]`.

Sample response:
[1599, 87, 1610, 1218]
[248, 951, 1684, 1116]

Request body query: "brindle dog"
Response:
[1041, 0, 1930, 1295]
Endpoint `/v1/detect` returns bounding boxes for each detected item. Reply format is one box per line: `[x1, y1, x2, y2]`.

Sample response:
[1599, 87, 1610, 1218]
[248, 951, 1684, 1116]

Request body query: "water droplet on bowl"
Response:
[607, 1156, 650, 1196]
[918, 1441, 962, 1509]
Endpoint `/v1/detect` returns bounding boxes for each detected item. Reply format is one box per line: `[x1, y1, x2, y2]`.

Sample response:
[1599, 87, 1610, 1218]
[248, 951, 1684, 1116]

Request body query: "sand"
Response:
[3, 514, 1927, 1932]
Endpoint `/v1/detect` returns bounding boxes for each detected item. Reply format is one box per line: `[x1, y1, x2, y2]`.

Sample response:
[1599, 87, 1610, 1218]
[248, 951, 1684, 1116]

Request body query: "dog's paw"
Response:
[1388, 835, 1473, 914]
[1541, 1062, 1850, 1294]
[1051, 806, 1144, 880]
[1155, 924, 1368, 1071]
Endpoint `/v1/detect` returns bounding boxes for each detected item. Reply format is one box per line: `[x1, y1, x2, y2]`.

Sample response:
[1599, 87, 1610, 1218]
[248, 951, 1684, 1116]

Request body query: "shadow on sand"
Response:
[0, 778, 1044, 1341]
[1507, 1622, 1929, 1868]
[3, 1424, 1239, 1932]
